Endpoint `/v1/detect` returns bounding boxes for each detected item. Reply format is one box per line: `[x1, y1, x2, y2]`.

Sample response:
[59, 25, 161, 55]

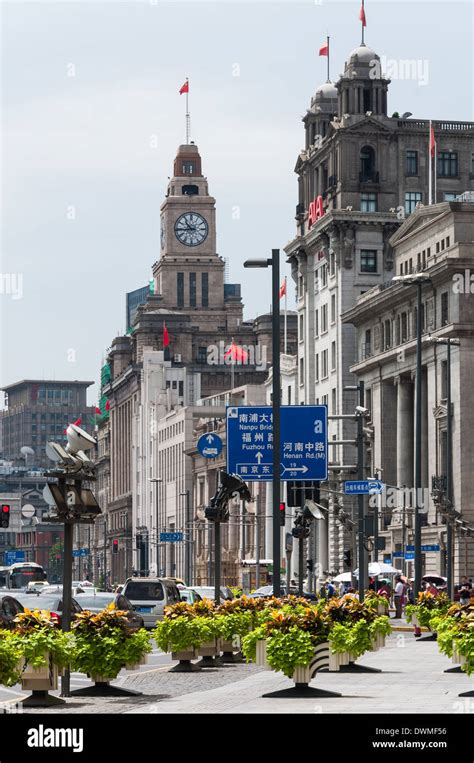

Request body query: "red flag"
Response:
[430, 124, 436, 159]
[224, 342, 249, 362]
[179, 80, 189, 95]
[319, 42, 329, 57]
[95, 406, 101, 415]
[279, 279, 286, 299]
[359, 4, 367, 26]
[163, 322, 170, 348]
[105, 400, 111, 411]
[73, 418, 82, 426]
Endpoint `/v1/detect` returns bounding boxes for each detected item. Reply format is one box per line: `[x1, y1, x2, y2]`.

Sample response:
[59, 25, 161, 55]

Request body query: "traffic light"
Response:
[287, 481, 320, 508]
[112, 539, 118, 554]
[306, 559, 314, 573]
[0, 505, 10, 529]
[279, 502, 286, 526]
[343, 549, 352, 569]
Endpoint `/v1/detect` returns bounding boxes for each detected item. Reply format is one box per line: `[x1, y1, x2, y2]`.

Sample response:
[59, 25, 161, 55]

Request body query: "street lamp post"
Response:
[150, 477, 163, 576]
[392, 274, 432, 597]
[180, 489, 192, 584]
[244, 250, 282, 597]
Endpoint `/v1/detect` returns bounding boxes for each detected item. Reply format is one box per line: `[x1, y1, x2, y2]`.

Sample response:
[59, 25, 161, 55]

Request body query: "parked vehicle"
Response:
[179, 588, 203, 604]
[191, 586, 230, 603]
[0, 594, 24, 628]
[122, 577, 181, 629]
[74, 591, 144, 631]
[13, 592, 82, 627]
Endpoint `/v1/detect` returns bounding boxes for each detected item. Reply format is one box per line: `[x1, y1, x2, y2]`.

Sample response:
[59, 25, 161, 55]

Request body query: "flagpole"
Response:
[230, 337, 235, 392]
[327, 35, 330, 82]
[284, 277, 288, 355]
[434, 137, 437, 205]
[361, 0, 365, 45]
[429, 120, 433, 205]
[185, 78, 190, 144]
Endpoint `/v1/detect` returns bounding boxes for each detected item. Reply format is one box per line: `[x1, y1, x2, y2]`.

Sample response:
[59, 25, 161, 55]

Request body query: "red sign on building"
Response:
[308, 195, 325, 228]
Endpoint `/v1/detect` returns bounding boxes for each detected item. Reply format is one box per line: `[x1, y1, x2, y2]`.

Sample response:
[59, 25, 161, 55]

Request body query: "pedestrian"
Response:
[321, 580, 336, 599]
[394, 574, 404, 619]
[459, 587, 471, 606]
[378, 581, 391, 601]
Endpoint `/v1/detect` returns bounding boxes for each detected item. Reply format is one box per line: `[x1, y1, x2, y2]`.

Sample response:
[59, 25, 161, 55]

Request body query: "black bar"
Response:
[271, 248, 281, 597]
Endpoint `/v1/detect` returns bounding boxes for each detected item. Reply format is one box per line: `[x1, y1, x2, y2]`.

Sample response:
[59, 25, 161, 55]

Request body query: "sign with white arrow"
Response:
[344, 479, 385, 495]
[197, 432, 223, 459]
[226, 405, 328, 482]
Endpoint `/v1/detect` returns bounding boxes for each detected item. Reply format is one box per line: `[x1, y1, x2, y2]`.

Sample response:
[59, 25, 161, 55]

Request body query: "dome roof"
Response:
[347, 44, 379, 64]
[315, 82, 338, 100]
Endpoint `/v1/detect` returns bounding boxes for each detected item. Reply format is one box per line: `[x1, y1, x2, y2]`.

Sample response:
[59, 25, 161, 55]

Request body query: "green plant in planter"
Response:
[163, 602, 196, 620]
[71, 605, 151, 680]
[0, 631, 23, 686]
[368, 616, 392, 640]
[214, 611, 253, 642]
[406, 591, 450, 629]
[329, 619, 372, 659]
[265, 626, 315, 678]
[241, 625, 266, 663]
[153, 615, 218, 654]
[12, 608, 72, 670]
[364, 591, 390, 612]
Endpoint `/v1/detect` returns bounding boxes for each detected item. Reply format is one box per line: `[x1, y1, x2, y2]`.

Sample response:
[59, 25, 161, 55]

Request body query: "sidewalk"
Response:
[126, 633, 473, 715]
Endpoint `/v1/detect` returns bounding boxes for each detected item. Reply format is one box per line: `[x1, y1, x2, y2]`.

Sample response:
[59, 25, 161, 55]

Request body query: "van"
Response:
[122, 577, 181, 628]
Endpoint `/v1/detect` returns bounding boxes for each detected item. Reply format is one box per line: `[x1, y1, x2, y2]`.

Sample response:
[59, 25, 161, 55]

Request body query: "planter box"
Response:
[125, 654, 149, 671]
[371, 632, 386, 652]
[255, 639, 271, 670]
[90, 674, 115, 684]
[377, 603, 388, 616]
[171, 648, 198, 662]
[20, 653, 59, 691]
[292, 642, 332, 684]
[452, 643, 466, 667]
[411, 614, 420, 627]
[329, 650, 350, 671]
[198, 639, 221, 658]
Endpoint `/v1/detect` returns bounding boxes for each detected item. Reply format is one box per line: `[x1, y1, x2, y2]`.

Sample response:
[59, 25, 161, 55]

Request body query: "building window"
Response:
[446, 236, 450, 248]
[360, 146, 375, 181]
[401, 312, 408, 342]
[330, 293, 336, 324]
[331, 387, 337, 415]
[383, 319, 392, 350]
[361, 193, 377, 212]
[299, 357, 304, 384]
[331, 341, 336, 371]
[182, 161, 194, 175]
[320, 264, 328, 288]
[177, 272, 184, 307]
[443, 192, 458, 202]
[471, 152, 474, 176]
[314, 271, 319, 293]
[406, 150, 418, 175]
[405, 191, 422, 215]
[314, 310, 319, 337]
[437, 151, 458, 177]
[197, 346, 207, 364]
[360, 249, 377, 273]
[441, 360, 448, 400]
[189, 272, 196, 307]
[329, 252, 335, 276]
[299, 313, 304, 338]
[315, 354, 319, 382]
[364, 329, 371, 358]
[441, 292, 449, 326]
[321, 350, 328, 379]
[201, 272, 208, 307]
[321, 304, 328, 333]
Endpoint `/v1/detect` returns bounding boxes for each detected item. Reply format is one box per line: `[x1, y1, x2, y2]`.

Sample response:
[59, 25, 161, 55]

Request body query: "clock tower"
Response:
[154, 142, 224, 310]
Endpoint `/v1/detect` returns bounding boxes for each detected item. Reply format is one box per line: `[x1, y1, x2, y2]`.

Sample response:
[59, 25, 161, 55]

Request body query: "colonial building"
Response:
[343, 201, 474, 580]
[285, 36, 474, 575]
[96, 140, 297, 581]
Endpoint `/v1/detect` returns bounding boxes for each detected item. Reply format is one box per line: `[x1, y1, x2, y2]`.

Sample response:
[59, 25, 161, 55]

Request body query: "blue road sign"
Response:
[392, 552, 404, 559]
[197, 432, 223, 459]
[4, 550, 25, 565]
[72, 548, 90, 558]
[226, 405, 327, 482]
[421, 544, 440, 552]
[160, 532, 183, 543]
[405, 552, 415, 561]
[344, 479, 385, 495]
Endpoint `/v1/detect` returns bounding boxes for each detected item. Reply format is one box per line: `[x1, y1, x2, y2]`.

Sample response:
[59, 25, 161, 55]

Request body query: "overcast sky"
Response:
[1, 0, 472, 406]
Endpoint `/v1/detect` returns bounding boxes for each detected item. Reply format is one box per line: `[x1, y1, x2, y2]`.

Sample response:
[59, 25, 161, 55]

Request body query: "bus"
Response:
[0, 562, 47, 590]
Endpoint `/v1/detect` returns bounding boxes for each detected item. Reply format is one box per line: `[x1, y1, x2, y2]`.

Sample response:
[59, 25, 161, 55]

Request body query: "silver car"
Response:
[122, 577, 181, 628]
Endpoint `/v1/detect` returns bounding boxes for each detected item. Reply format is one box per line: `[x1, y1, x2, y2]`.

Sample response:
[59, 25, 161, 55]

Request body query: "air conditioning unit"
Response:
[174, 354, 182, 363]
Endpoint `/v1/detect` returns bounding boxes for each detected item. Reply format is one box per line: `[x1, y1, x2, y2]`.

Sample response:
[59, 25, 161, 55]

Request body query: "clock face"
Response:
[160, 218, 165, 249]
[174, 212, 208, 247]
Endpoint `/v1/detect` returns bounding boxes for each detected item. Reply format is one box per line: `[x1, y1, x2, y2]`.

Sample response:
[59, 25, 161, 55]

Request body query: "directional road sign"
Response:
[160, 532, 183, 543]
[4, 550, 25, 565]
[197, 432, 223, 459]
[72, 548, 90, 558]
[344, 479, 385, 495]
[226, 405, 327, 482]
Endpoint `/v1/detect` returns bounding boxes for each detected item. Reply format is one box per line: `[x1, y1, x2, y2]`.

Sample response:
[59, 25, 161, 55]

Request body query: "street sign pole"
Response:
[271, 248, 281, 598]
[357, 381, 366, 602]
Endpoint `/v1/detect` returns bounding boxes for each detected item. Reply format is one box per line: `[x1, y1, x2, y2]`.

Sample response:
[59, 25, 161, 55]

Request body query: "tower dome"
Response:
[310, 81, 338, 113]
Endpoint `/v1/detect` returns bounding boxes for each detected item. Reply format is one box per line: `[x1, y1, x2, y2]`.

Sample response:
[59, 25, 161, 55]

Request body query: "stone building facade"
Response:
[285, 37, 474, 576]
[343, 202, 474, 580]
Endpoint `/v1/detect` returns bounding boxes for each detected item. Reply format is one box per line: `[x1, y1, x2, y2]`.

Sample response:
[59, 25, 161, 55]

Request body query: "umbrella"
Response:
[353, 562, 400, 577]
[333, 572, 352, 583]
[422, 575, 447, 586]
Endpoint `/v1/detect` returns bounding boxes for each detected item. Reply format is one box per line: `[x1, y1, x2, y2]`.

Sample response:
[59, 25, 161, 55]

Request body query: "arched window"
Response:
[360, 146, 376, 182]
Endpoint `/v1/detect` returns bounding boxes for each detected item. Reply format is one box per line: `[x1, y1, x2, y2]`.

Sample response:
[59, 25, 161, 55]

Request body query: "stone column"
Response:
[396, 376, 414, 487]
[421, 368, 429, 488]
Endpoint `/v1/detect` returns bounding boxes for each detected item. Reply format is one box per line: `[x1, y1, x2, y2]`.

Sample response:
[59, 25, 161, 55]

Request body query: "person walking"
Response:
[394, 574, 404, 619]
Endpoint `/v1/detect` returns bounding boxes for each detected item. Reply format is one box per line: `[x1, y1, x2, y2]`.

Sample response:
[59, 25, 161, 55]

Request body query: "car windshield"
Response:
[76, 595, 114, 608]
[19, 596, 61, 610]
[124, 582, 164, 601]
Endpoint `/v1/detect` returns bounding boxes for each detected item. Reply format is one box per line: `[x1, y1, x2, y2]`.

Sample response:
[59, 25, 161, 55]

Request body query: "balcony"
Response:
[359, 171, 380, 185]
[359, 343, 373, 361]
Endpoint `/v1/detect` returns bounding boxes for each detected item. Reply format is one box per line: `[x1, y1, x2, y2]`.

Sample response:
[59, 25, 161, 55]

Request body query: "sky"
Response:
[1, 0, 473, 406]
